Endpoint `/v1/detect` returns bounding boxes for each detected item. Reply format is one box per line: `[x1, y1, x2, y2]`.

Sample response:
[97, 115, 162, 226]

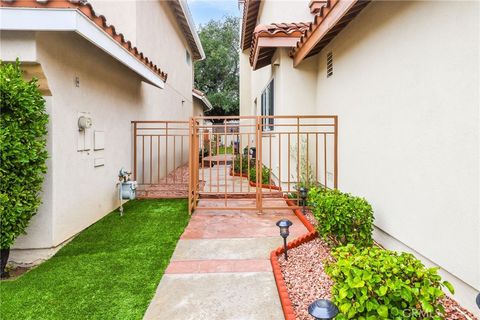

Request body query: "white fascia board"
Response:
[201, 96, 213, 111]
[192, 91, 212, 111]
[0, 7, 165, 88]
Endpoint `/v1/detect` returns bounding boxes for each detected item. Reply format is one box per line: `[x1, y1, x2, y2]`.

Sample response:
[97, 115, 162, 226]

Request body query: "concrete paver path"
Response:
[144, 198, 308, 320]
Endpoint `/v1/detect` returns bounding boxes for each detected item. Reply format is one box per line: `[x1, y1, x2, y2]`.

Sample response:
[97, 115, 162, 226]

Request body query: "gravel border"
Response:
[278, 210, 478, 320]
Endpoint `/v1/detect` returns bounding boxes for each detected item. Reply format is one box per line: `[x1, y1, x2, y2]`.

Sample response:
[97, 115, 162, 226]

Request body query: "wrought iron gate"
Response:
[188, 115, 338, 213]
[133, 116, 337, 213]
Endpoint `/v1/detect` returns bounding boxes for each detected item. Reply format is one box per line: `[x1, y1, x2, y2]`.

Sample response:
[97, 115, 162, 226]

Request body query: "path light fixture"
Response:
[299, 186, 308, 214]
[276, 219, 292, 260]
[308, 299, 338, 320]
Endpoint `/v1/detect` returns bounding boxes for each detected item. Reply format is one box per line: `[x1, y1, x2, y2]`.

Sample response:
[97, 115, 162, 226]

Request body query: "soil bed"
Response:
[278, 210, 478, 320]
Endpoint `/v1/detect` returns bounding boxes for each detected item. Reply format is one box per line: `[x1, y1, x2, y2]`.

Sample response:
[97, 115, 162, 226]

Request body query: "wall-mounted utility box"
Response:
[94, 131, 105, 150]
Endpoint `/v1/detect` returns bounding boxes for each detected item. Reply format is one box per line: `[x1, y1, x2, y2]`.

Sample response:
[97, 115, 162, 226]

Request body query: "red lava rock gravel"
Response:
[278, 210, 478, 320]
[278, 237, 478, 320]
[442, 297, 478, 320]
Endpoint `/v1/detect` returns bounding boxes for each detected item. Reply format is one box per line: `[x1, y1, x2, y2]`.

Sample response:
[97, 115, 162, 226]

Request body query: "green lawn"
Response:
[0, 199, 189, 320]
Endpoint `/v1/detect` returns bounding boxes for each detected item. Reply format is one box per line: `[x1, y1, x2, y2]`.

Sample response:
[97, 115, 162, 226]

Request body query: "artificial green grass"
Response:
[0, 199, 189, 320]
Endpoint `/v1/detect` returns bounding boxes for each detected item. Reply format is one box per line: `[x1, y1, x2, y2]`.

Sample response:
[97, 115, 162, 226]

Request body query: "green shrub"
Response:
[326, 245, 454, 320]
[232, 155, 249, 174]
[309, 187, 374, 247]
[0, 61, 48, 249]
[248, 166, 271, 185]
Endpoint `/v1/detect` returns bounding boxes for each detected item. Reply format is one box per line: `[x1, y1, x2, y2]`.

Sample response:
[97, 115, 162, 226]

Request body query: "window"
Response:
[261, 79, 274, 131]
[186, 50, 191, 65]
[327, 51, 333, 78]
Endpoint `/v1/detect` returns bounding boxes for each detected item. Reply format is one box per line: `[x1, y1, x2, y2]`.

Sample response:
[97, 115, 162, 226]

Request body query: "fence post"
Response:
[334, 116, 338, 189]
[256, 116, 263, 214]
[188, 118, 194, 214]
[133, 121, 137, 181]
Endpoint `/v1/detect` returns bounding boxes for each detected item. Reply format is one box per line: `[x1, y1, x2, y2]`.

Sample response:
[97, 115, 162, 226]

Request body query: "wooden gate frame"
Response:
[188, 115, 338, 214]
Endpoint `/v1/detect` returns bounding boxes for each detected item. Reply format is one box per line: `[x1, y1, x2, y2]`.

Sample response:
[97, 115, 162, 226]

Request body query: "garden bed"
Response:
[277, 210, 478, 320]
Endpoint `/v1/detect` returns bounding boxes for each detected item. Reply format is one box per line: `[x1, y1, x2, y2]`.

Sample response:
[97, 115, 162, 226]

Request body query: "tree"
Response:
[194, 16, 239, 121]
[0, 61, 49, 277]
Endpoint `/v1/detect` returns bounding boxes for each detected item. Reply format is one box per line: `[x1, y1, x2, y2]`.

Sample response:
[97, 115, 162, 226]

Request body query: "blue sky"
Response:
[187, 0, 240, 28]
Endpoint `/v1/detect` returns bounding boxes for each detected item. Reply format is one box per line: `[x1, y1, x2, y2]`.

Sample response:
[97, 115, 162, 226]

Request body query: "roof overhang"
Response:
[251, 36, 300, 70]
[0, 6, 166, 88]
[192, 89, 213, 111]
[250, 23, 310, 70]
[292, 0, 370, 66]
[168, 0, 205, 61]
[240, 0, 261, 51]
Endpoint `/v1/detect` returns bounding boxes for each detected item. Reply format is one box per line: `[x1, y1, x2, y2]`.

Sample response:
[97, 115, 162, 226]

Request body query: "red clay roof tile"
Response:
[249, 22, 310, 69]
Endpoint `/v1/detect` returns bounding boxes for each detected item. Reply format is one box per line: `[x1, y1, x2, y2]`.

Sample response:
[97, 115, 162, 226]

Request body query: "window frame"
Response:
[260, 78, 274, 131]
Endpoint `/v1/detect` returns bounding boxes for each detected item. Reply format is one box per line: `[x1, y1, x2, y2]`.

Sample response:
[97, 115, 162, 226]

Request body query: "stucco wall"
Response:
[258, 0, 311, 25]
[313, 0, 479, 295]
[10, 0, 197, 249]
[239, 0, 480, 309]
[0, 31, 36, 62]
[193, 99, 205, 118]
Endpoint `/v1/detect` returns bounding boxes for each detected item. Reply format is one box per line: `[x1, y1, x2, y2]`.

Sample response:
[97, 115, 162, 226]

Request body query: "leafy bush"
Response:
[199, 147, 209, 159]
[248, 166, 271, 185]
[0, 61, 48, 249]
[309, 187, 374, 247]
[326, 245, 454, 320]
[232, 155, 249, 174]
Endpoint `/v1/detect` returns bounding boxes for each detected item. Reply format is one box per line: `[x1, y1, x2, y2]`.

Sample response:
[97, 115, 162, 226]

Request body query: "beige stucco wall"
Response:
[7, 0, 197, 250]
[239, 0, 480, 310]
[312, 0, 479, 304]
[257, 0, 311, 25]
[193, 99, 205, 118]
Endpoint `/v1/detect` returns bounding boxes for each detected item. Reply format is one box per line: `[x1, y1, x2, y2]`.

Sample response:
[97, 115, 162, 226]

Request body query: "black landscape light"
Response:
[299, 186, 308, 214]
[308, 299, 338, 320]
[276, 219, 292, 260]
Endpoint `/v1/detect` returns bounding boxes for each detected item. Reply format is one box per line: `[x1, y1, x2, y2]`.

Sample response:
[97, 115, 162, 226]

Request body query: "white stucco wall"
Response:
[8, 0, 197, 250]
[312, 0, 479, 299]
[0, 31, 36, 62]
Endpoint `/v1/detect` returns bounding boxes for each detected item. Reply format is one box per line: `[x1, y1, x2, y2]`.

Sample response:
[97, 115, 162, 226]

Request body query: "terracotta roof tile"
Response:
[291, 0, 370, 60]
[253, 22, 311, 37]
[1, 0, 168, 82]
[192, 88, 205, 97]
[249, 22, 310, 69]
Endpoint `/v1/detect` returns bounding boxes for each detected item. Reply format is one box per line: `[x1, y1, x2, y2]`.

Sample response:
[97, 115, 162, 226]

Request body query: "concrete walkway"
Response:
[144, 198, 308, 320]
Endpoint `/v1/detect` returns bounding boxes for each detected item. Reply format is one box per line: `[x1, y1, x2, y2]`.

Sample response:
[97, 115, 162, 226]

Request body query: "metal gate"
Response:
[132, 120, 190, 198]
[188, 116, 338, 213]
[133, 116, 337, 212]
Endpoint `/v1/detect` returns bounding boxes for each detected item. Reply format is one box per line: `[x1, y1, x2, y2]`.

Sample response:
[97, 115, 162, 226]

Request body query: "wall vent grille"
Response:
[327, 52, 333, 78]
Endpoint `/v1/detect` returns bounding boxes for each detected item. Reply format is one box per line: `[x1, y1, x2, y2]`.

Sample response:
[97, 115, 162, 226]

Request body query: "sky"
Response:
[187, 0, 240, 28]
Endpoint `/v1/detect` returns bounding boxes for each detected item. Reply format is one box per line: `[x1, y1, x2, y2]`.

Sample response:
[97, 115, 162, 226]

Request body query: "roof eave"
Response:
[192, 90, 213, 111]
[292, 0, 370, 66]
[251, 35, 301, 70]
[170, 0, 205, 61]
[0, 7, 166, 88]
[240, 0, 261, 51]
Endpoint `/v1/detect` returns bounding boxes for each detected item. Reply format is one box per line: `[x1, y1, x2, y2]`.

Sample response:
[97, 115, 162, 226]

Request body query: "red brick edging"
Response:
[270, 197, 318, 320]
